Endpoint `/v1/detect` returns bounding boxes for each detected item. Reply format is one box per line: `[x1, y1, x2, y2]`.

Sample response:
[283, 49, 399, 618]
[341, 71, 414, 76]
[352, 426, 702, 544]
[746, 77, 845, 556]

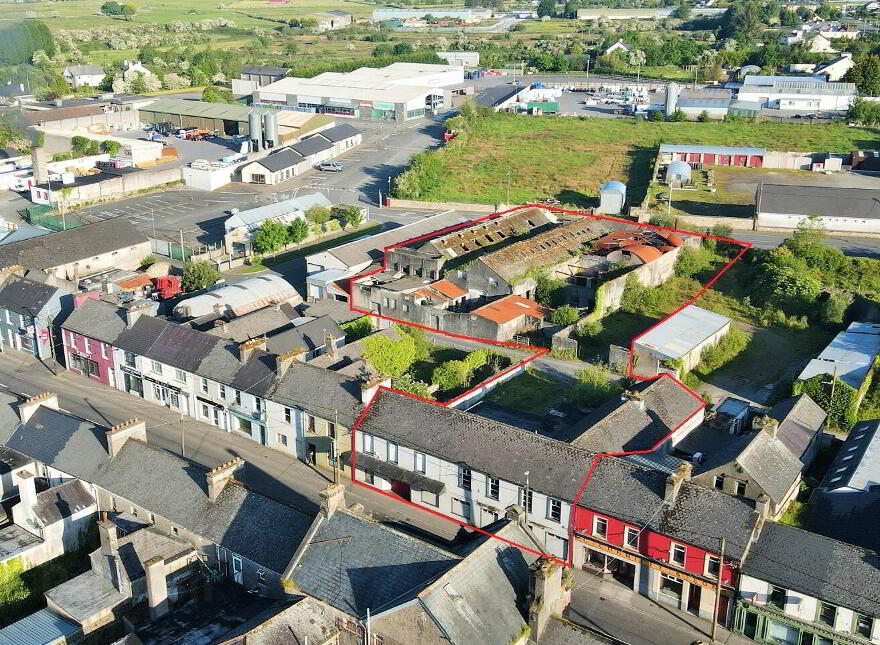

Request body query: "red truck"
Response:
[185, 128, 214, 141]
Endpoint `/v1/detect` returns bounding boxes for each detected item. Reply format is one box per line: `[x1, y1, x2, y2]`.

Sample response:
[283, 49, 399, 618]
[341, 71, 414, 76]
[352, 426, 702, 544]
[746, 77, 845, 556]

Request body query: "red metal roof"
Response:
[430, 279, 467, 300]
[473, 295, 547, 325]
[624, 244, 664, 263]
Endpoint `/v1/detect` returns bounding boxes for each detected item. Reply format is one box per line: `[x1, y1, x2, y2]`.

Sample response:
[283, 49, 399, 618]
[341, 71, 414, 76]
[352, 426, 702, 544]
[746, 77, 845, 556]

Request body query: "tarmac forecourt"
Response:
[346, 204, 752, 567]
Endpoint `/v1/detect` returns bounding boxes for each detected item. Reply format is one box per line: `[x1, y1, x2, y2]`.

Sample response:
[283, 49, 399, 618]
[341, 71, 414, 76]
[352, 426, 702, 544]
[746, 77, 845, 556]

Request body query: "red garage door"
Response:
[734, 155, 747, 166]
[748, 155, 763, 167]
[703, 154, 716, 165]
[676, 153, 687, 162]
[718, 154, 730, 166]
[688, 153, 700, 163]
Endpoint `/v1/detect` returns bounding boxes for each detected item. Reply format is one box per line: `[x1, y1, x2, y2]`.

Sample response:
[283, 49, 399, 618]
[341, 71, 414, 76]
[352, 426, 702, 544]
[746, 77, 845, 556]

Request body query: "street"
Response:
[0, 351, 461, 543]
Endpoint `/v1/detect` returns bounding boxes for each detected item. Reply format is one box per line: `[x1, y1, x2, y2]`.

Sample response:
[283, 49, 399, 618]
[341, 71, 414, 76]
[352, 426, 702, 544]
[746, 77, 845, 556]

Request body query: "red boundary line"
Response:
[341, 204, 751, 567]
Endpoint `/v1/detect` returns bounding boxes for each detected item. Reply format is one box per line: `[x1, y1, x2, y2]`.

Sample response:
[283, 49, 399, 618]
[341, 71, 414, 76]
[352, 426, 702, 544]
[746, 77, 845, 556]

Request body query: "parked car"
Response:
[317, 161, 344, 172]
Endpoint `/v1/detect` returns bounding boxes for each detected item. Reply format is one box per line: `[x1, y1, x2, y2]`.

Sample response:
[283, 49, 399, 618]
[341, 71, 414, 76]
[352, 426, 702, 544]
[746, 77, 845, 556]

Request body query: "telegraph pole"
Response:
[711, 536, 726, 642]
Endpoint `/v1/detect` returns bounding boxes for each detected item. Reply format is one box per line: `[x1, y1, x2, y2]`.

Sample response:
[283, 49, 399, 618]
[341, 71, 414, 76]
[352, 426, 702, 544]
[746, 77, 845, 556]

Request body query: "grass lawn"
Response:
[400, 114, 880, 207]
[577, 310, 657, 362]
[484, 368, 569, 415]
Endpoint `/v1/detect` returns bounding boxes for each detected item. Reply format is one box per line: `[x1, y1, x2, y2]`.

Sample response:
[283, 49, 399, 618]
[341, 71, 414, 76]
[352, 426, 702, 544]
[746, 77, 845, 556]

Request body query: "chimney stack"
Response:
[106, 418, 146, 457]
[320, 483, 345, 519]
[621, 390, 645, 410]
[664, 462, 692, 505]
[324, 330, 337, 359]
[32, 147, 50, 184]
[505, 504, 527, 526]
[124, 300, 154, 328]
[98, 515, 119, 556]
[528, 558, 571, 641]
[360, 375, 391, 404]
[238, 337, 267, 363]
[14, 470, 38, 528]
[755, 493, 771, 520]
[18, 392, 59, 423]
[206, 458, 244, 501]
[145, 556, 169, 620]
[759, 416, 779, 439]
[276, 349, 304, 379]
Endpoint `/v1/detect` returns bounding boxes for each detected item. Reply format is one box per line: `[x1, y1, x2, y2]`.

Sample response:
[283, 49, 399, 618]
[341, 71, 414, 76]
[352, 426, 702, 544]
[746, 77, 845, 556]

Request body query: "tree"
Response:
[675, 245, 711, 278]
[182, 261, 220, 292]
[0, 20, 55, 65]
[535, 273, 566, 308]
[306, 206, 331, 227]
[253, 219, 289, 254]
[845, 56, 880, 96]
[721, 0, 762, 44]
[202, 86, 233, 103]
[551, 305, 580, 326]
[332, 204, 363, 229]
[288, 217, 309, 244]
[120, 3, 137, 19]
[284, 42, 298, 56]
[537, 0, 556, 17]
[392, 42, 414, 55]
[677, 0, 692, 20]
[432, 360, 470, 391]
[849, 98, 880, 125]
[100, 1, 123, 14]
[363, 334, 416, 377]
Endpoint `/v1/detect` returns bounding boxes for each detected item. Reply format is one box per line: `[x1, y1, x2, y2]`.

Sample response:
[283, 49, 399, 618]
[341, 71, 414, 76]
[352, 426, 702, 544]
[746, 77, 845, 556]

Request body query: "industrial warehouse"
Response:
[249, 62, 465, 121]
[138, 98, 334, 145]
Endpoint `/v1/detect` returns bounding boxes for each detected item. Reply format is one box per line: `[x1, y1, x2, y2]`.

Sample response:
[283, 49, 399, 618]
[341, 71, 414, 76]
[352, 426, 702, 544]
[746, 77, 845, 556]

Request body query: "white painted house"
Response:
[63, 65, 106, 89]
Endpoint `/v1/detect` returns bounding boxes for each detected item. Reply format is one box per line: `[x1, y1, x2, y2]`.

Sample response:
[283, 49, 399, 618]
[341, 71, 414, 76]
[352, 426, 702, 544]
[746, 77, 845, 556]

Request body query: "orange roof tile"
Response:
[117, 275, 152, 290]
[473, 295, 547, 325]
[430, 279, 467, 300]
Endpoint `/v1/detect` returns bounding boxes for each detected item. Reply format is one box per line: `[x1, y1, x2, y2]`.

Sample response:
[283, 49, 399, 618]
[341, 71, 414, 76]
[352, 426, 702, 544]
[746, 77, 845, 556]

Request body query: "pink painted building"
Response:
[63, 328, 118, 388]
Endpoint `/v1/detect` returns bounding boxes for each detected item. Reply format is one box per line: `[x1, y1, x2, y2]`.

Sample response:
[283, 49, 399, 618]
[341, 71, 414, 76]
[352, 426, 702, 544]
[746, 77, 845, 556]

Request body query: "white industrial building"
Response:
[251, 63, 463, 121]
[737, 75, 856, 112]
[756, 184, 880, 234]
[437, 51, 480, 68]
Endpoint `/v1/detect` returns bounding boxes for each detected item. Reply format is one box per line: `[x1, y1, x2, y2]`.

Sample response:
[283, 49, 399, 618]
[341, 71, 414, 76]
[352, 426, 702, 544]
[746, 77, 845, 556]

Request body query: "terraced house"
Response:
[349, 387, 761, 627]
[61, 297, 363, 467]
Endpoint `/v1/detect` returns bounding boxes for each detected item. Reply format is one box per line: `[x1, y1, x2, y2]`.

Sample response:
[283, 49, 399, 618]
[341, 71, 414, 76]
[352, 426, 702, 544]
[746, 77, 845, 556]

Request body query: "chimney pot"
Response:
[206, 457, 245, 501]
[238, 337, 267, 363]
[360, 375, 391, 404]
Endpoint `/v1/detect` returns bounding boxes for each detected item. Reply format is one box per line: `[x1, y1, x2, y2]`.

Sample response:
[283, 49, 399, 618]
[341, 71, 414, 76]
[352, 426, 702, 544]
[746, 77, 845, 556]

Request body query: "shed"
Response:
[173, 274, 301, 319]
[633, 305, 732, 377]
[665, 160, 692, 187]
[598, 180, 627, 215]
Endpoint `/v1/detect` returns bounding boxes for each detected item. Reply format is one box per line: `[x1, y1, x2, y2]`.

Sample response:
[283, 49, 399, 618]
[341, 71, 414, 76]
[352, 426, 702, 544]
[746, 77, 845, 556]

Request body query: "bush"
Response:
[570, 363, 623, 407]
[340, 316, 373, 342]
[102, 140, 121, 157]
[182, 261, 220, 292]
[288, 218, 309, 244]
[697, 326, 752, 373]
[463, 349, 489, 373]
[139, 254, 157, 269]
[432, 359, 470, 391]
[578, 319, 603, 337]
[306, 206, 331, 226]
[551, 305, 579, 326]
[331, 204, 364, 229]
[621, 273, 655, 315]
[675, 245, 712, 278]
[364, 333, 416, 377]
[820, 291, 854, 326]
[535, 273, 566, 308]
[794, 373, 859, 431]
[392, 373, 433, 399]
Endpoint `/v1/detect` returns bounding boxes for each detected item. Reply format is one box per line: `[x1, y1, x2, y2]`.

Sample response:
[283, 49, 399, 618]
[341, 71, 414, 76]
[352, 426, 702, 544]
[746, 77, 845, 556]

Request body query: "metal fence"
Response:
[25, 206, 83, 232]
[151, 238, 193, 262]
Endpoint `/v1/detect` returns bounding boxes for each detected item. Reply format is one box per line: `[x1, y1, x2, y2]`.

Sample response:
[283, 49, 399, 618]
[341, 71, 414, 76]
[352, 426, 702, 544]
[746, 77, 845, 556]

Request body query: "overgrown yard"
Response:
[394, 113, 880, 207]
[484, 369, 570, 415]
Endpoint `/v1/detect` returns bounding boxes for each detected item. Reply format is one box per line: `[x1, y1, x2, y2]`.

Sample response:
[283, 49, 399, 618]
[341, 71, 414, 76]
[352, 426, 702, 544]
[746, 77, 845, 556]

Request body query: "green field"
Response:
[395, 114, 880, 207]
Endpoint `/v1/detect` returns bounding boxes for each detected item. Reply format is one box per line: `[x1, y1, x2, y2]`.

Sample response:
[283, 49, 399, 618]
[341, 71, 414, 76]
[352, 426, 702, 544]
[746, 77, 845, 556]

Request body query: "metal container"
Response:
[262, 111, 278, 148]
[248, 111, 263, 152]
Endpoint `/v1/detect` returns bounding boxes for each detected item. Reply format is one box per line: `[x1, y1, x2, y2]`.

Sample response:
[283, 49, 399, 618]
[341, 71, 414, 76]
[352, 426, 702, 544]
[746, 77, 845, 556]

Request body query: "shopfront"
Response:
[121, 365, 144, 398]
[145, 375, 189, 415]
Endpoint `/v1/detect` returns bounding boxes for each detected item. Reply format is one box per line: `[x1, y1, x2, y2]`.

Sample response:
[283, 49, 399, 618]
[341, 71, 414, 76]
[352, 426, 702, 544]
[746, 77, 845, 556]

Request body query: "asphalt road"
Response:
[0, 351, 461, 543]
[732, 230, 880, 257]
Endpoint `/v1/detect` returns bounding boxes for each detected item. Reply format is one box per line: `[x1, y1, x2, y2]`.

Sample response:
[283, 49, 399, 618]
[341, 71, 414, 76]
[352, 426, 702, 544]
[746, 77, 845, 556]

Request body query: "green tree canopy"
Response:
[182, 261, 220, 292]
[432, 359, 470, 392]
[253, 219, 289, 254]
[201, 86, 233, 103]
[551, 305, 580, 326]
[288, 217, 309, 244]
[364, 333, 416, 378]
[0, 20, 55, 65]
[845, 56, 880, 96]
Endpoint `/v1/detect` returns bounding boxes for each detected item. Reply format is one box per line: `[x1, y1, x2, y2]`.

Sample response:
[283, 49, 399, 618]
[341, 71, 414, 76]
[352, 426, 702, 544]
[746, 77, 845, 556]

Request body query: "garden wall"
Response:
[386, 198, 499, 212]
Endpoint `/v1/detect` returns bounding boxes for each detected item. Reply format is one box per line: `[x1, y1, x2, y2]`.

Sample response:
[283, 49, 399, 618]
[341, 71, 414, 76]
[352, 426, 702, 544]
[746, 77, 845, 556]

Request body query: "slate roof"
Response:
[805, 488, 880, 553]
[818, 419, 880, 492]
[114, 526, 194, 581]
[266, 315, 344, 354]
[767, 394, 826, 462]
[540, 618, 619, 645]
[361, 389, 595, 501]
[33, 479, 95, 525]
[417, 521, 539, 644]
[0, 608, 80, 645]
[743, 521, 880, 618]
[291, 136, 333, 157]
[757, 184, 880, 220]
[735, 431, 803, 505]
[242, 65, 290, 76]
[44, 570, 128, 623]
[0, 523, 42, 560]
[316, 123, 360, 143]
[572, 376, 704, 453]
[289, 508, 460, 618]
[5, 408, 315, 573]
[0, 218, 149, 270]
[65, 64, 105, 77]
[205, 304, 298, 342]
[341, 450, 444, 494]
[61, 297, 128, 343]
[0, 275, 59, 316]
[253, 148, 303, 172]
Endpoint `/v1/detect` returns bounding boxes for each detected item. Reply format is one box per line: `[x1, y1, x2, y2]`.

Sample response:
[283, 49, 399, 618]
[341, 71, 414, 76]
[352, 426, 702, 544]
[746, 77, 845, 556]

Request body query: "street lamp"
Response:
[523, 470, 530, 515]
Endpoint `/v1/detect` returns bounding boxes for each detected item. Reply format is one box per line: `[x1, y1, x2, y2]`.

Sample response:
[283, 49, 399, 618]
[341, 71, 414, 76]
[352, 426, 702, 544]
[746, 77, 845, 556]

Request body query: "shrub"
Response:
[364, 334, 416, 377]
[674, 245, 711, 278]
[621, 273, 655, 315]
[570, 363, 623, 407]
[340, 316, 373, 342]
[102, 139, 121, 156]
[551, 305, 579, 326]
[535, 273, 566, 308]
[306, 206, 331, 226]
[432, 359, 470, 391]
[794, 373, 859, 431]
[392, 374, 433, 399]
[463, 349, 489, 373]
[139, 255, 157, 269]
[820, 291, 854, 326]
[181, 261, 220, 292]
[331, 204, 364, 229]
[578, 319, 603, 337]
[697, 326, 752, 373]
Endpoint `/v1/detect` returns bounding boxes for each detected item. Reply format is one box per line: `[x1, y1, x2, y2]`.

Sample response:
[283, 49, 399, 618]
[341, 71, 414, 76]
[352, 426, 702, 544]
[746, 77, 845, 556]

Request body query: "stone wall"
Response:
[61, 167, 183, 207]
[386, 197, 499, 212]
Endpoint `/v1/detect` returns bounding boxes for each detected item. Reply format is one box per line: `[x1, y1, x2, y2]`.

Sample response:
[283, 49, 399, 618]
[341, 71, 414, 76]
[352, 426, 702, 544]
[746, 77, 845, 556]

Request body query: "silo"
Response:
[248, 111, 263, 152]
[263, 111, 279, 148]
[665, 82, 680, 115]
[598, 180, 627, 215]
